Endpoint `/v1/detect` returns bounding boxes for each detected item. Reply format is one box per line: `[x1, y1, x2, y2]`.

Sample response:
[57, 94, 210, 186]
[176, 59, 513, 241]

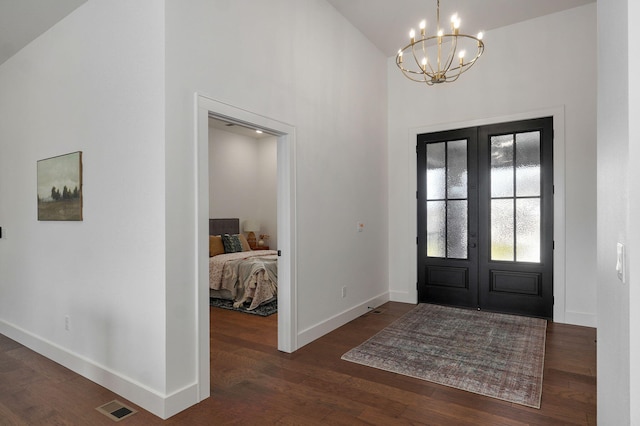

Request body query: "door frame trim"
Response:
[407, 106, 566, 322]
[195, 94, 298, 402]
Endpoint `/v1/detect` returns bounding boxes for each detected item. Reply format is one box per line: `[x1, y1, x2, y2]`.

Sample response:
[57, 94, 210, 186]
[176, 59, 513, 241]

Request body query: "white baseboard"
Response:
[296, 292, 390, 349]
[0, 319, 197, 419]
[563, 311, 598, 328]
[163, 383, 200, 419]
[389, 290, 417, 304]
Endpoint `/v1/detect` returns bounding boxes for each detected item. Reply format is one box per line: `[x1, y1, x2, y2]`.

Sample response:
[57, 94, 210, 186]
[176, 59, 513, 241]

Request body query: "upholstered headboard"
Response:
[209, 218, 240, 236]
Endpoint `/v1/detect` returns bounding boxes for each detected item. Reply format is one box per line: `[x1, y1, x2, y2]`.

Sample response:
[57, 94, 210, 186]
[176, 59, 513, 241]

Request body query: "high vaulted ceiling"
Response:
[0, 0, 87, 66]
[0, 0, 595, 67]
[326, 0, 595, 57]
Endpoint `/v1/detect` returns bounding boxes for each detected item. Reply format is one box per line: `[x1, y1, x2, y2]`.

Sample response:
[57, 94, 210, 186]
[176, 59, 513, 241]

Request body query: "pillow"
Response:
[221, 234, 243, 253]
[238, 234, 251, 252]
[209, 235, 225, 257]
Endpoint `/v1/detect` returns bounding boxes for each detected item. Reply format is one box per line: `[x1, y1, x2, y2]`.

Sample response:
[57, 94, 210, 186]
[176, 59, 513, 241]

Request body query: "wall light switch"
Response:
[616, 243, 625, 283]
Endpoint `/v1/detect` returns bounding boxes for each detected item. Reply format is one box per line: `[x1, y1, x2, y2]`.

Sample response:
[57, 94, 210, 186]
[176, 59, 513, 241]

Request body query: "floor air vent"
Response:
[96, 400, 137, 422]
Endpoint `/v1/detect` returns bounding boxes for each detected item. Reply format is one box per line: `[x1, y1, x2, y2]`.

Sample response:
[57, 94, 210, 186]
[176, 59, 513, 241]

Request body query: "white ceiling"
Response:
[326, 0, 595, 57]
[209, 117, 274, 140]
[0, 0, 595, 67]
[0, 0, 87, 66]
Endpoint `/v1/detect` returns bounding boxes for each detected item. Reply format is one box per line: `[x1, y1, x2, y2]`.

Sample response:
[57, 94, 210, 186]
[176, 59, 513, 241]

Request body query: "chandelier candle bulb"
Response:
[410, 29, 416, 43]
[398, 50, 403, 63]
[451, 14, 460, 29]
[420, 20, 426, 37]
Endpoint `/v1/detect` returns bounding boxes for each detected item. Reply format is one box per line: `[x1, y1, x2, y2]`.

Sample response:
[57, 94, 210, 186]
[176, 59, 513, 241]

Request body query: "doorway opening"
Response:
[417, 117, 554, 319]
[208, 116, 278, 314]
[195, 94, 297, 402]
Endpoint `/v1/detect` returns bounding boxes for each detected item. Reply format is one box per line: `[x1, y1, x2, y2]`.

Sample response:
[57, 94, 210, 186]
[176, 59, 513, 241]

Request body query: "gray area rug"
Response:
[342, 303, 547, 408]
[210, 297, 277, 317]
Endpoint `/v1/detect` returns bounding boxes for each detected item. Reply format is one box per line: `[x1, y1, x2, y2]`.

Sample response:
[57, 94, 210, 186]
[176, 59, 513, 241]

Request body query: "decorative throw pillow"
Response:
[209, 235, 225, 257]
[238, 234, 251, 252]
[222, 234, 243, 253]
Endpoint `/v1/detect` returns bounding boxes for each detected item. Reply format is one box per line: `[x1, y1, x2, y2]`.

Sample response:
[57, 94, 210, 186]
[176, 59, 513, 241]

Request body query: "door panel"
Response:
[418, 117, 553, 319]
[478, 118, 553, 318]
[417, 127, 478, 309]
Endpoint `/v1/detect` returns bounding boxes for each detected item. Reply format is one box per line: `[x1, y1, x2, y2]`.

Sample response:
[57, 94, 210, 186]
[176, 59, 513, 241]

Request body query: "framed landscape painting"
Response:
[37, 151, 83, 221]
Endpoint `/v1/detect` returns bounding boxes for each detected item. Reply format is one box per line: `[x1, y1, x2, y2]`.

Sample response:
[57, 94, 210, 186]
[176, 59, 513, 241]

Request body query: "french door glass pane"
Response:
[447, 140, 467, 199]
[427, 201, 446, 257]
[490, 131, 542, 263]
[426, 143, 445, 200]
[425, 139, 468, 259]
[491, 135, 514, 197]
[516, 199, 541, 262]
[447, 200, 468, 259]
[516, 131, 541, 197]
[491, 199, 514, 261]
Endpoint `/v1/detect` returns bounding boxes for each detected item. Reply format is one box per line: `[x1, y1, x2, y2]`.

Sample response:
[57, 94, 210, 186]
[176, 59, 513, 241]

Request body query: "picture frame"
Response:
[37, 151, 83, 221]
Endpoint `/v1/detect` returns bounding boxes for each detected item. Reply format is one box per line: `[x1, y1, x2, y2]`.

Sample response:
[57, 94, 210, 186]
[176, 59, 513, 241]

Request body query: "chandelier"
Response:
[396, 0, 484, 85]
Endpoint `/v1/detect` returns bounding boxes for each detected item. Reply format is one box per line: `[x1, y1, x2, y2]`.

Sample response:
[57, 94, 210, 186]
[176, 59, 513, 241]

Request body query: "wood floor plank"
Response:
[0, 302, 597, 424]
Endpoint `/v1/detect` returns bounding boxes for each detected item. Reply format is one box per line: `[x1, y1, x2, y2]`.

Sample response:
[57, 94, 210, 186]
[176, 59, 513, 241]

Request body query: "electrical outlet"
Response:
[341, 286, 347, 298]
[64, 315, 70, 331]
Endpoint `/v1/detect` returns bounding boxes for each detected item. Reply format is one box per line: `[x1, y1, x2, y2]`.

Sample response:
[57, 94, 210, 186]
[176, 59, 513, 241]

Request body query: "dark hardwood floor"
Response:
[0, 302, 596, 425]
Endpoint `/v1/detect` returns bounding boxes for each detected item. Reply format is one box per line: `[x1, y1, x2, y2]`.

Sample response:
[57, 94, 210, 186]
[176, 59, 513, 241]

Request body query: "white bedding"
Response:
[209, 250, 278, 310]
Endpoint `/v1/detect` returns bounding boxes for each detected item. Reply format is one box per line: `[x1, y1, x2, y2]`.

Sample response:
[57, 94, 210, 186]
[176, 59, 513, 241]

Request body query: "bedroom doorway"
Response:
[195, 94, 297, 402]
[417, 117, 554, 319]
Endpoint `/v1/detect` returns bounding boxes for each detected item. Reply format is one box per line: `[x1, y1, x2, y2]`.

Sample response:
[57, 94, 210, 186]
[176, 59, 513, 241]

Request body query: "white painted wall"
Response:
[0, 0, 170, 416]
[387, 4, 597, 327]
[256, 136, 278, 249]
[208, 125, 278, 248]
[0, 0, 388, 417]
[597, 0, 639, 423]
[166, 0, 388, 342]
[630, 3, 640, 423]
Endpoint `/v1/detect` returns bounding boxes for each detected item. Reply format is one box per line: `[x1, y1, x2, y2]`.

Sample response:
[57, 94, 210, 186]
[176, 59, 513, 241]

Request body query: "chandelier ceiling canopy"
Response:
[396, 0, 484, 85]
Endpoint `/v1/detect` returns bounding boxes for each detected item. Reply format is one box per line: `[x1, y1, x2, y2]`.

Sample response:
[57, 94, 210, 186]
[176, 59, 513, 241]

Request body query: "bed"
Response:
[209, 218, 278, 310]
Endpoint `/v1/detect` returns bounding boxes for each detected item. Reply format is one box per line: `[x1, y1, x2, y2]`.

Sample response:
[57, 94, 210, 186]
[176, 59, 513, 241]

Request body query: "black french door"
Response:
[417, 117, 553, 319]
